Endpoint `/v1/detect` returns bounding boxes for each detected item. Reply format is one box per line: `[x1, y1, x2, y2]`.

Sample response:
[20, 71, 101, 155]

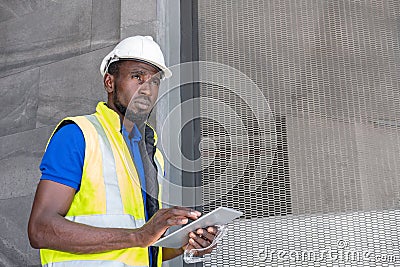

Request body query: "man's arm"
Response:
[162, 248, 184, 261]
[28, 180, 200, 253]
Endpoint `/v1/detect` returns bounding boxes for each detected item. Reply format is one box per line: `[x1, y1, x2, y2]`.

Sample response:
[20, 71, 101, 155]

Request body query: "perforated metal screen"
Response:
[197, 0, 400, 266]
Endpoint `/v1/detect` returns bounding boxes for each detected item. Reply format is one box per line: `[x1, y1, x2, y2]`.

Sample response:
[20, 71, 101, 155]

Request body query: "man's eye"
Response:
[151, 79, 160, 86]
[132, 74, 141, 80]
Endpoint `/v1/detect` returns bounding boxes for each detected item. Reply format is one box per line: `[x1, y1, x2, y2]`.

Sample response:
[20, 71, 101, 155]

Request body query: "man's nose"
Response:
[138, 75, 153, 95]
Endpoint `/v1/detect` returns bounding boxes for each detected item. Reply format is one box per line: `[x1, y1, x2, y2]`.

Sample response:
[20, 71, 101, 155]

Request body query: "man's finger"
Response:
[169, 208, 201, 220]
[207, 226, 218, 234]
[166, 217, 188, 226]
[190, 233, 211, 248]
[172, 207, 201, 216]
[196, 228, 215, 242]
[189, 238, 203, 249]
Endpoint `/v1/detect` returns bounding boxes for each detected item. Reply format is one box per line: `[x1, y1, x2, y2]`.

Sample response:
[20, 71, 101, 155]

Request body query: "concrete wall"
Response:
[0, 1, 161, 265]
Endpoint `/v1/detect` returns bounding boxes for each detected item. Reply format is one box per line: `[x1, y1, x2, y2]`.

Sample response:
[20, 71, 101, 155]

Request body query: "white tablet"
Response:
[152, 207, 242, 248]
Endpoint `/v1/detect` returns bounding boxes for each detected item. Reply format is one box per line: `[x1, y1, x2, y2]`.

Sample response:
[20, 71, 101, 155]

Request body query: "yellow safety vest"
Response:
[40, 102, 164, 267]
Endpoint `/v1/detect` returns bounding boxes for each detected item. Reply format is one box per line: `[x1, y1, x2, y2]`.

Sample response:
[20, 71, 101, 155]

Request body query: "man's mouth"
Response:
[134, 98, 151, 110]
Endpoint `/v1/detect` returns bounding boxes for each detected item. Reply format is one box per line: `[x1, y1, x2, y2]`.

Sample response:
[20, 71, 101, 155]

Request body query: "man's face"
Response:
[111, 60, 161, 123]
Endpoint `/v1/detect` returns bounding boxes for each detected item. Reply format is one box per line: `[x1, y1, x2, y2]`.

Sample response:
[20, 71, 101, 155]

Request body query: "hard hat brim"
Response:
[123, 57, 172, 79]
[102, 57, 172, 79]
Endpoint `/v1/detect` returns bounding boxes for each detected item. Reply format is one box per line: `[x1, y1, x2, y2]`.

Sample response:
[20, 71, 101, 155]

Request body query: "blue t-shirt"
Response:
[40, 123, 85, 191]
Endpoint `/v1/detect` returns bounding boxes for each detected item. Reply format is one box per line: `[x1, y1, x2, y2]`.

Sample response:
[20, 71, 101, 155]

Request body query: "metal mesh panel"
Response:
[197, 0, 400, 266]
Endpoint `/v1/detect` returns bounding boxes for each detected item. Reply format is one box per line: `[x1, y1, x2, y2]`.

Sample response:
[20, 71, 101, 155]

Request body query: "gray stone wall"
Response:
[0, 1, 160, 265]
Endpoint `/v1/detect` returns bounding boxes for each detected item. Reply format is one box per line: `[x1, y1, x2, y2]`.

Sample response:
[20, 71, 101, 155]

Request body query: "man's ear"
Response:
[104, 73, 114, 93]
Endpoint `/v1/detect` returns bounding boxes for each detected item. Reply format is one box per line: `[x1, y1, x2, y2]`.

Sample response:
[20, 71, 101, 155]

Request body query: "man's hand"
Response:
[183, 226, 218, 256]
[139, 207, 201, 248]
[162, 226, 219, 262]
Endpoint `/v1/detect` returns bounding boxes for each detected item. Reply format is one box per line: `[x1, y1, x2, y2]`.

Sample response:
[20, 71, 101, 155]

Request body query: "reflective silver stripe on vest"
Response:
[43, 260, 147, 267]
[85, 115, 124, 214]
[65, 214, 145, 229]
[154, 157, 164, 183]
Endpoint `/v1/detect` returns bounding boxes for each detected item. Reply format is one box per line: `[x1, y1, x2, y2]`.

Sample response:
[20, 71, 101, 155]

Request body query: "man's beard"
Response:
[113, 84, 150, 124]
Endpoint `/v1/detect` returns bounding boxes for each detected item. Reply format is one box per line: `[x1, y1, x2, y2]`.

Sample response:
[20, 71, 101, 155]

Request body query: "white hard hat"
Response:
[100, 36, 172, 79]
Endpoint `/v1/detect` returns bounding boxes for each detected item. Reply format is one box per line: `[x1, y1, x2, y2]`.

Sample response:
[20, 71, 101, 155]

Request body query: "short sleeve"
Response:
[40, 123, 85, 191]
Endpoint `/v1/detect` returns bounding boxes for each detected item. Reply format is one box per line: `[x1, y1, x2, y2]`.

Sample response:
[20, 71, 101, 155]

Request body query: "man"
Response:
[28, 36, 216, 267]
